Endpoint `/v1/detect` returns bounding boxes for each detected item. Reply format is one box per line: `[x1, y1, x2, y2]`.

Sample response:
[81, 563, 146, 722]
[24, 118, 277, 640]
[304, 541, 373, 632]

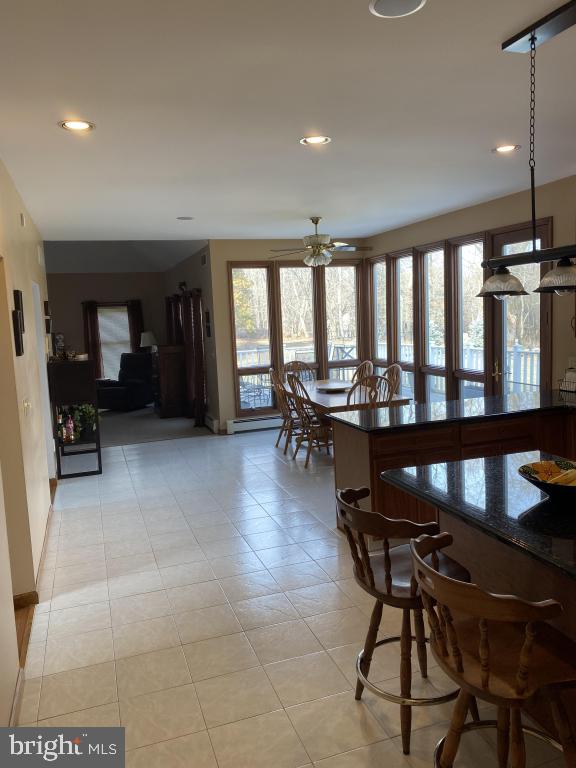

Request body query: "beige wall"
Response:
[209, 176, 576, 425]
[0, 158, 51, 596]
[46, 272, 167, 351]
[0, 467, 19, 725]
[163, 246, 220, 422]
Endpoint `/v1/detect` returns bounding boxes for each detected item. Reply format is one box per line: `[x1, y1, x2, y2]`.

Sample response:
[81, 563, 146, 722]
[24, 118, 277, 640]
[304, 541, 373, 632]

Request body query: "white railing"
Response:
[237, 342, 541, 408]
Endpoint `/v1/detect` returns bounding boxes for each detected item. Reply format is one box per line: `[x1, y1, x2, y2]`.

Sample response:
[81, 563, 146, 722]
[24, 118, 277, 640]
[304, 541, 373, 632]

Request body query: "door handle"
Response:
[492, 360, 502, 382]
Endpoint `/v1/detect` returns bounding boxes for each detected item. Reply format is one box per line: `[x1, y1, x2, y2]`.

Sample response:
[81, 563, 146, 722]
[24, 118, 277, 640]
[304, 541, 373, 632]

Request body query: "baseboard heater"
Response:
[226, 416, 283, 434]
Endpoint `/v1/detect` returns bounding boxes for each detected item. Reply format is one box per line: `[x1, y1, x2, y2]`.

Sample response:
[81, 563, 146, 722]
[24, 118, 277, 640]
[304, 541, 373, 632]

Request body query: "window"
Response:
[229, 261, 364, 416]
[279, 267, 315, 364]
[232, 267, 271, 368]
[231, 266, 274, 413]
[424, 250, 445, 367]
[457, 242, 485, 373]
[501, 241, 541, 393]
[369, 219, 551, 405]
[326, 265, 358, 365]
[97, 306, 131, 379]
[396, 256, 414, 363]
[373, 261, 387, 361]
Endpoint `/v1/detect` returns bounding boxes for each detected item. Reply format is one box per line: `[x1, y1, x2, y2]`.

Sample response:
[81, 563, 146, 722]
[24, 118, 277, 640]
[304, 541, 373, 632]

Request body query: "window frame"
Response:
[228, 262, 279, 417]
[96, 302, 132, 381]
[368, 218, 553, 404]
[229, 259, 366, 417]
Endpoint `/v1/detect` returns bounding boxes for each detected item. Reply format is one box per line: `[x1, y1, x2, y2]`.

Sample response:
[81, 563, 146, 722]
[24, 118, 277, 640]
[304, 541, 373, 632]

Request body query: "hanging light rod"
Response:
[479, 5, 576, 298]
[502, 0, 576, 53]
[482, 244, 576, 270]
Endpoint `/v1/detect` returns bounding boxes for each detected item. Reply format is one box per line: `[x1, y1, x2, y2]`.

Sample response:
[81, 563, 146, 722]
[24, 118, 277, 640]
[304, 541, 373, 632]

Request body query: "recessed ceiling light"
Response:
[369, 0, 427, 19]
[299, 136, 331, 146]
[60, 120, 95, 132]
[176, 216, 194, 220]
[492, 144, 522, 154]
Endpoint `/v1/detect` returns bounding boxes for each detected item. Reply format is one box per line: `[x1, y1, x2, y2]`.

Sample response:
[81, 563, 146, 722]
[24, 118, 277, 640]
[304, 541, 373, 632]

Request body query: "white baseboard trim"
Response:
[226, 416, 283, 434]
[9, 667, 24, 727]
[205, 414, 219, 434]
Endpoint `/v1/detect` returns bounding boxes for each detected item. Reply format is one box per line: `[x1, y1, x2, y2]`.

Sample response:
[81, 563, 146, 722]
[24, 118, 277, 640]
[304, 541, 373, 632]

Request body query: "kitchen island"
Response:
[329, 391, 576, 523]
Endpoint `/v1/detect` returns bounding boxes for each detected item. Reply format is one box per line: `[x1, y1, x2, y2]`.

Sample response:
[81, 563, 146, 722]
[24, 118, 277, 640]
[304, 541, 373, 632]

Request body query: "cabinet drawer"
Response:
[461, 416, 535, 446]
[372, 425, 460, 456]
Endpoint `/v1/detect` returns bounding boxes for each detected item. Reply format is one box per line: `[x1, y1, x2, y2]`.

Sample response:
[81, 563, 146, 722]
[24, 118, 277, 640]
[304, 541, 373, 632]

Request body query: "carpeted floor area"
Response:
[99, 406, 211, 447]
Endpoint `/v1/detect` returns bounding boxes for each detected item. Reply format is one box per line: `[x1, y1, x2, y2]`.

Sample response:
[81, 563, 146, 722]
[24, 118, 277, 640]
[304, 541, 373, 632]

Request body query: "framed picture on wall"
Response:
[12, 309, 24, 356]
[13, 289, 24, 333]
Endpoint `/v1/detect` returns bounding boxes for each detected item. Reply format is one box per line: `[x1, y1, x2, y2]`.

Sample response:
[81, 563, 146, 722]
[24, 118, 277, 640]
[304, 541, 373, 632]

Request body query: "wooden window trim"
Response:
[367, 218, 554, 404]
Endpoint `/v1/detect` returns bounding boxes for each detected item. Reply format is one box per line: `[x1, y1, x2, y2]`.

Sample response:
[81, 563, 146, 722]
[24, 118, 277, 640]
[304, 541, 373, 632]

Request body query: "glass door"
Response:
[489, 223, 552, 396]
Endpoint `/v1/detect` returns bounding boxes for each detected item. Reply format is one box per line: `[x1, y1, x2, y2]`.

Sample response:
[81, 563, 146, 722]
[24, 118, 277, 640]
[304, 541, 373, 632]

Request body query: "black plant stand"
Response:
[48, 360, 102, 479]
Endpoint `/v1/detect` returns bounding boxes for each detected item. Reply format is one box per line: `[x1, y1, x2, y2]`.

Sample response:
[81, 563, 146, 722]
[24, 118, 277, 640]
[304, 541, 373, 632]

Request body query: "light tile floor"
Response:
[18, 431, 562, 767]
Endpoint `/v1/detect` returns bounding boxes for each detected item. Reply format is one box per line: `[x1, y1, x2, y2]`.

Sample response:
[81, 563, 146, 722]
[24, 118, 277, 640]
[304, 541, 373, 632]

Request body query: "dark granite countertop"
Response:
[329, 390, 576, 433]
[381, 450, 576, 579]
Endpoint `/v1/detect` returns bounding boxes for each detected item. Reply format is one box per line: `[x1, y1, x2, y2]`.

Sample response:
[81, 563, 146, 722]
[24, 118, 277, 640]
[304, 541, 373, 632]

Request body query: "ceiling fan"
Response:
[269, 217, 372, 266]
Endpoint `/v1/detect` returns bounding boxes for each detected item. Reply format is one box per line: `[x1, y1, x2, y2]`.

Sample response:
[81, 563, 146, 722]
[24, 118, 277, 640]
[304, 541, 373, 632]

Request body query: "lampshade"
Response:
[140, 331, 157, 347]
[535, 256, 576, 295]
[477, 266, 528, 300]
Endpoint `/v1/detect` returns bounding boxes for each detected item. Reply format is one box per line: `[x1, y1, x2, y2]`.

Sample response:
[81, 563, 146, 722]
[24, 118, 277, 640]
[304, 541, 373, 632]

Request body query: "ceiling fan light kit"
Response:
[479, 1, 576, 298]
[269, 216, 372, 267]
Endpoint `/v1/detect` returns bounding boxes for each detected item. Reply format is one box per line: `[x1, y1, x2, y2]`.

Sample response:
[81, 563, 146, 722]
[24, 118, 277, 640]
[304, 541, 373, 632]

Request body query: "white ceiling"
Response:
[44, 241, 207, 273]
[0, 0, 575, 241]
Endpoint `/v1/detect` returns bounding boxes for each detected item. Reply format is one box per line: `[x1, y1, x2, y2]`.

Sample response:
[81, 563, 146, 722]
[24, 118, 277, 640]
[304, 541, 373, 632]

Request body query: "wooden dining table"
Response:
[295, 379, 411, 414]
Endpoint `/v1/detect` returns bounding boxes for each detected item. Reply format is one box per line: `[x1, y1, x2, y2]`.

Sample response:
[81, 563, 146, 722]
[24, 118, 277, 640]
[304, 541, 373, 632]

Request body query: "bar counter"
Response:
[329, 391, 576, 524]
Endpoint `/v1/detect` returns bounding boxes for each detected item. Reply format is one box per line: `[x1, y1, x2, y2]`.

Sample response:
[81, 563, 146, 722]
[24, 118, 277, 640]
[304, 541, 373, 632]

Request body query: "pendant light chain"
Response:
[530, 33, 537, 251]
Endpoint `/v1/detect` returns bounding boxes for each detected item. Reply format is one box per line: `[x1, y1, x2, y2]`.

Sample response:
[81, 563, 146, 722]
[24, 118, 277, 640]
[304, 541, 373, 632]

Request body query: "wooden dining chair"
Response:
[287, 373, 332, 468]
[336, 488, 471, 754]
[352, 360, 374, 384]
[411, 533, 576, 768]
[347, 374, 393, 408]
[270, 367, 301, 454]
[384, 363, 402, 396]
[282, 360, 315, 382]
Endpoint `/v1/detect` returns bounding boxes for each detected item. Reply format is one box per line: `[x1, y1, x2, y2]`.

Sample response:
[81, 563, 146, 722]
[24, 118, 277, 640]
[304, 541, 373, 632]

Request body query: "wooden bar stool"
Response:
[336, 487, 473, 755]
[411, 532, 576, 768]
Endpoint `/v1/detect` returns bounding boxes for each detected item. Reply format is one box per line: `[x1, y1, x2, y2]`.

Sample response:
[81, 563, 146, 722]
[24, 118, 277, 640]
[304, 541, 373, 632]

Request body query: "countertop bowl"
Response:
[518, 460, 576, 507]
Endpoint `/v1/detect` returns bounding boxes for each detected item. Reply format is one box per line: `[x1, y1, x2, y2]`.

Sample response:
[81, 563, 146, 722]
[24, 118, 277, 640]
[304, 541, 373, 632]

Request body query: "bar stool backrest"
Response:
[283, 360, 315, 382]
[336, 487, 438, 596]
[410, 533, 562, 696]
[352, 360, 374, 384]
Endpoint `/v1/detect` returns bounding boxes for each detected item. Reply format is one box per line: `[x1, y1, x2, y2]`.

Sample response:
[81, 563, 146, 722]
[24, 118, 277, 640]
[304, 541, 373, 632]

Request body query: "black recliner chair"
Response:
[97, 352, 154, 411]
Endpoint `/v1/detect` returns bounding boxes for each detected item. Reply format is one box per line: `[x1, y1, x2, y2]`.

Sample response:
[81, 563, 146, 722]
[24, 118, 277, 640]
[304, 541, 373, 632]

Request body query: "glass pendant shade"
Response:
[477, 266, 528, 299]
[534, 256, 576, 295]
[303, 249, 333, 267]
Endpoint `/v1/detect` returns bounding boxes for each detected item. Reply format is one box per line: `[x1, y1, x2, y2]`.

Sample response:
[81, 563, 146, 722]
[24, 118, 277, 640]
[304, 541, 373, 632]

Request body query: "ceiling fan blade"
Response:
[270, 248, 308, 253]
[332, 245, 373, 252]
[269, 250, 308, 259]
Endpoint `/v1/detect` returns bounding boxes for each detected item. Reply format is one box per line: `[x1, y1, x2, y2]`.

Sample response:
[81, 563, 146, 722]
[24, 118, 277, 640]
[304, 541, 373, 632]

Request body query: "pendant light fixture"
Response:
[478, 1, 576, 298]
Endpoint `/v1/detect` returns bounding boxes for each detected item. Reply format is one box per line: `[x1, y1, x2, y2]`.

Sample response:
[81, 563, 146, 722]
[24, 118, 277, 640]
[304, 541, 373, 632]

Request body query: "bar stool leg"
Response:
[439, 689, 471, 768]
[510, 708, 526, 768]
[496, 706, 510, 768]
[413, 608, 428, 679]
[400, 608, 413, 755]
[468, 697, 480, 722]
[355, 600, 383, 700]
[550, 694, 576, 767]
